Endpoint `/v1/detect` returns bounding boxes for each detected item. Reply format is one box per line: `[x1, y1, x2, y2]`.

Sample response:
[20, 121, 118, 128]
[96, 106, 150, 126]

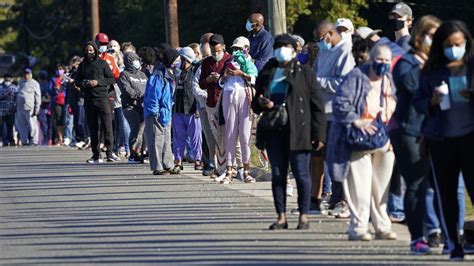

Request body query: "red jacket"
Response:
[99, 52, 120, 80]
[198, 52, 232, 107]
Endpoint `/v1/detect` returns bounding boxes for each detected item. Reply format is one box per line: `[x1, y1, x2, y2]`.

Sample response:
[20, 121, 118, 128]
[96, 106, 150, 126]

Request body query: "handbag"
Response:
[257, 80, 288, 131]
[346, 78, 389, 151]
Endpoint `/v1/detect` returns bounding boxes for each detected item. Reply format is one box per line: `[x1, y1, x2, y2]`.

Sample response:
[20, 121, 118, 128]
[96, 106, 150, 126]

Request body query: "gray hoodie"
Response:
[17, 78, 41, 114]
[118, 52, 148, 109]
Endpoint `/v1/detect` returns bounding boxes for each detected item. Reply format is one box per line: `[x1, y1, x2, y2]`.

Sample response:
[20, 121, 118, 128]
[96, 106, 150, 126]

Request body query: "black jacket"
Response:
[75, 41, 116, 100]
[252, 58, 326, 151]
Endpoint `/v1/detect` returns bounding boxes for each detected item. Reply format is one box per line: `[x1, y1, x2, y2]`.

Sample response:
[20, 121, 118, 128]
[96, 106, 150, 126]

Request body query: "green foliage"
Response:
[313, 0, 369, 28]
[286, 0, 312, 33]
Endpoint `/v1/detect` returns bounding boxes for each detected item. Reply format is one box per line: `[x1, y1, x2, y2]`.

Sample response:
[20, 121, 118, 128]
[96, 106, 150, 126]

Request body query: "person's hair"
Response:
[369, 44, 392, 61]
[121, 41, 136, 52]
[69, 55, 82, 65]
[352, 35, 371, 55]
[188, 43, 199, 50]
[303, 42, 319, 67]
[409, 15, 442, 51]
[424, 20, 473, 72]
[137, 47, 156, 65]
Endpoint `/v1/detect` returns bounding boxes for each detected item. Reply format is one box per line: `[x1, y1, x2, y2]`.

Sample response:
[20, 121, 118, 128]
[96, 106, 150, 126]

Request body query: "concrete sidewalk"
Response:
[0, 146, 471, 265]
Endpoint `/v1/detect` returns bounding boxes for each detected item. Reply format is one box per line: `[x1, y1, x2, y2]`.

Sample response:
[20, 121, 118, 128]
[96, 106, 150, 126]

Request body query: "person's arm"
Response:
[33, 82, 41, 115]
[254, 35, 274, 71]
[192, 66, 207, 107]
[251, 73, 266, 115]
[393, 58, 420, 95]
[316, 51, 355, 94]
[74, 63, 84, 88]
[413, 72, 438, 116]
[118, 73, 138, 100]
[308, 70, 327, 145]
[97, 62, 116, 87]
[332, 75, 360, 126]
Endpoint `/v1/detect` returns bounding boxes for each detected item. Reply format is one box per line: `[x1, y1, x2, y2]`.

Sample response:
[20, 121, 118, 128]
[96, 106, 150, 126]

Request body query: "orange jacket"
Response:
[99, 52, 120, 80]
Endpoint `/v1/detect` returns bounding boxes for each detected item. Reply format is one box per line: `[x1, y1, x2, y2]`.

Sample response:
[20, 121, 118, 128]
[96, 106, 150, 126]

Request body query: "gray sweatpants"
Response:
[124, 108, 145, 153]
[144, 115, 172, 172]
[15, 108, 38, 145]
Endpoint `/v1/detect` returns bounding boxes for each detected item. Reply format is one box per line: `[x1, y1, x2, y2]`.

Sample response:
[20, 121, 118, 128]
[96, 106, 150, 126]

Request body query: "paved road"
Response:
[0, 146, 472, 265]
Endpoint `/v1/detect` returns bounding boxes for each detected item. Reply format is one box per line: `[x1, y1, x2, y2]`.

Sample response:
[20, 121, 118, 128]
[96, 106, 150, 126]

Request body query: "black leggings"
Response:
[429, 132, 474, 249]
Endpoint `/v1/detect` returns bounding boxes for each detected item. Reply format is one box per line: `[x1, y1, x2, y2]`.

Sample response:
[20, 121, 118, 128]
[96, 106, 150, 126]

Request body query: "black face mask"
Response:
[390, 19, 405, 31]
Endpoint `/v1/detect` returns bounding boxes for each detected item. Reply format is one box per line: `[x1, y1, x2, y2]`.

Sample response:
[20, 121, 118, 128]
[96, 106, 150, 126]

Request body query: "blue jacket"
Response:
[327, 65, 396, 181]
[392, 51, 424, 136]
[413, 60, 474, 140]
[144, 63, 174, 126]
[248, 27, 274, 71]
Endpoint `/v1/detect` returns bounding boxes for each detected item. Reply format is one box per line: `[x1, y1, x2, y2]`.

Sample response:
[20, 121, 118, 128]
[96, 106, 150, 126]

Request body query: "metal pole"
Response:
[91, 0, 100, 40]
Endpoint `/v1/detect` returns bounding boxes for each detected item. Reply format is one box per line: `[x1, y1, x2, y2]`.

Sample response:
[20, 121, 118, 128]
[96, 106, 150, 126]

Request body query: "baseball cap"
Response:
[24, 68, 32, 74]
[390, 2, 412, 17]
[209, 34, 225, 46]
[336, 18, 354, 32]
[292, 34, 305, 47]
[231, 36, 250, 49]
[356, 26, 382, 40]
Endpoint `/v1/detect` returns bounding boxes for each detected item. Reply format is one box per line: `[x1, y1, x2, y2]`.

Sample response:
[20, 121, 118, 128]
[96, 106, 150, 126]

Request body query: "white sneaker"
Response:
[75, 141, 85, 148]
[87, 157, 103, 164]
[286, 184, 294, 197]
[214, 172, 226, 183]
[348, 231, 372, 241]
[63, 138, 71, 146]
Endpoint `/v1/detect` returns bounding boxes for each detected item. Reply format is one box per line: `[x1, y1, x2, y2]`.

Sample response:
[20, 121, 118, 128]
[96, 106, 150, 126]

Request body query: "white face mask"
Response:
[4, 81, 11, 86]
[99, 45, 107, 53]
[340, 32, 352, 41]
[212, 51, 224, 62]
[132, 60, 141, 70]
[246, 20, 255, 32]
[274, 47, 295, 63]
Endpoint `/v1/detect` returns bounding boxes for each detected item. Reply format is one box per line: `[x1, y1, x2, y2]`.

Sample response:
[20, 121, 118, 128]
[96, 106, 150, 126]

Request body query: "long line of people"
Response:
[1, 2, 473, 261]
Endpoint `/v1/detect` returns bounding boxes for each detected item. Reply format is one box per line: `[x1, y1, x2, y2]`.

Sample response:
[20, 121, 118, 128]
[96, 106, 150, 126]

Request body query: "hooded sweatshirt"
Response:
[118, 52, 148, 109]
[74, 41, 116, 100]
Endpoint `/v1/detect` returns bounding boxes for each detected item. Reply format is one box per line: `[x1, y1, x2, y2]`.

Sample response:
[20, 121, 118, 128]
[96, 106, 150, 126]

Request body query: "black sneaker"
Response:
[450, 245, 464, 261]
[128, 153, 142, 164]
[202, 167, 215, 177]
[153, 169, 170, 175]
[308, 197, 321, 214]
[427, 232, 441, 248]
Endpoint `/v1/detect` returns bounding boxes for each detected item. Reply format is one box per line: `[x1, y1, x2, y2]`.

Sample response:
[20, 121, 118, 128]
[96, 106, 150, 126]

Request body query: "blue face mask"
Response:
[318, 39, 332, 51]
[372, 61, 391, 77]
[444, 44, 466, 61]
[297, 52, 309, 65]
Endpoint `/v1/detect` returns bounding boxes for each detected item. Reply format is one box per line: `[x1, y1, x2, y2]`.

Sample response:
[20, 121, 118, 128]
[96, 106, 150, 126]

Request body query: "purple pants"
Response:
[172, 113, 202, 161]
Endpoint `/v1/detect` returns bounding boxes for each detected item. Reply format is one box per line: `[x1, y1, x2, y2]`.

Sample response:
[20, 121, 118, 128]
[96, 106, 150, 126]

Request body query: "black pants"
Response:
[85, 98, 114, 159]
[0, 114, 15, 145]
[266, 132, 311, 214]
[71, 103, 89, 142]
[429, 132, 474, 248]
[390, 130, 429, 241]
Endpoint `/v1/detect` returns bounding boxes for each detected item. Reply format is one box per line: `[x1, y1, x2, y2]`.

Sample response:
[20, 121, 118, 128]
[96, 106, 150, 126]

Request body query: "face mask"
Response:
[4, 81, 11, 86]
[340, 32, 352, 41]
[372, 61, 391, 77]
[99, 45, 107, 53]
[132, 60, 141, 70]
[390, 19, 405, 32]
[274, 47, 295, 63]
[173, 60, 182, 69]
[444, 44, 466, 61]
[87, 52, 95, 60]
[212, 51, 224, 62]
[318, 39, 332, 51]
[297, 52, 309, 65]
[246, 20, 255, 32]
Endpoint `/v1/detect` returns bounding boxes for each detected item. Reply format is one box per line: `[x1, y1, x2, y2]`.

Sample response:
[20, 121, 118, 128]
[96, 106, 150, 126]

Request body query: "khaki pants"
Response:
[343, 143, 395, 235]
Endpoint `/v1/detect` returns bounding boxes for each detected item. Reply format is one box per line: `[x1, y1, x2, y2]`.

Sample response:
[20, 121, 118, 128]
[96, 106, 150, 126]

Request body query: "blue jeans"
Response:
[266, 133, 311, 214]
[64, 105, 74, 141]
[425, 175, 465, 235]
[114, 107, 130, 153]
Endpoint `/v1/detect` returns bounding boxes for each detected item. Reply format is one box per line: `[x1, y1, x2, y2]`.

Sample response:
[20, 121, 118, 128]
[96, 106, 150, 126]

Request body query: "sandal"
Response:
[243, 170, 256, 183]
[169, 165, 182, 175]
[220, 170, 233, 184]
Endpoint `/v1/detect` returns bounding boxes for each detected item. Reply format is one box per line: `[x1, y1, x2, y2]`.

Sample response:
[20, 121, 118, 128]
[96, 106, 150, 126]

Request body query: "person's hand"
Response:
[88, 80, 98, 87]
[258, 95, 274, 109]
[430, 88, 445, 107]
[353, 119, 378, 135]
[312, 141, 325, 151]
[74, 84, 81, 91]
[194, 111, 200, 119]
[228, 68, 244, 77]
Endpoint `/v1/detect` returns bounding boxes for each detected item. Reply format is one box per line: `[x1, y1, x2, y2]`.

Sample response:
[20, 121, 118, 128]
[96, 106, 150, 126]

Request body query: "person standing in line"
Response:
[252, 34, 326, 230]
[413, 20, 474, 261]
[391, 15, 441, 255]
[327, 45, 397, 241]
[16, 68, 41, 146]
[143, 47, 178, 175]
[389, 2, 413, 51]
[75, 41, 118, 163]
[0, 73, 18, 146]
[247, 12, 274, 71]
